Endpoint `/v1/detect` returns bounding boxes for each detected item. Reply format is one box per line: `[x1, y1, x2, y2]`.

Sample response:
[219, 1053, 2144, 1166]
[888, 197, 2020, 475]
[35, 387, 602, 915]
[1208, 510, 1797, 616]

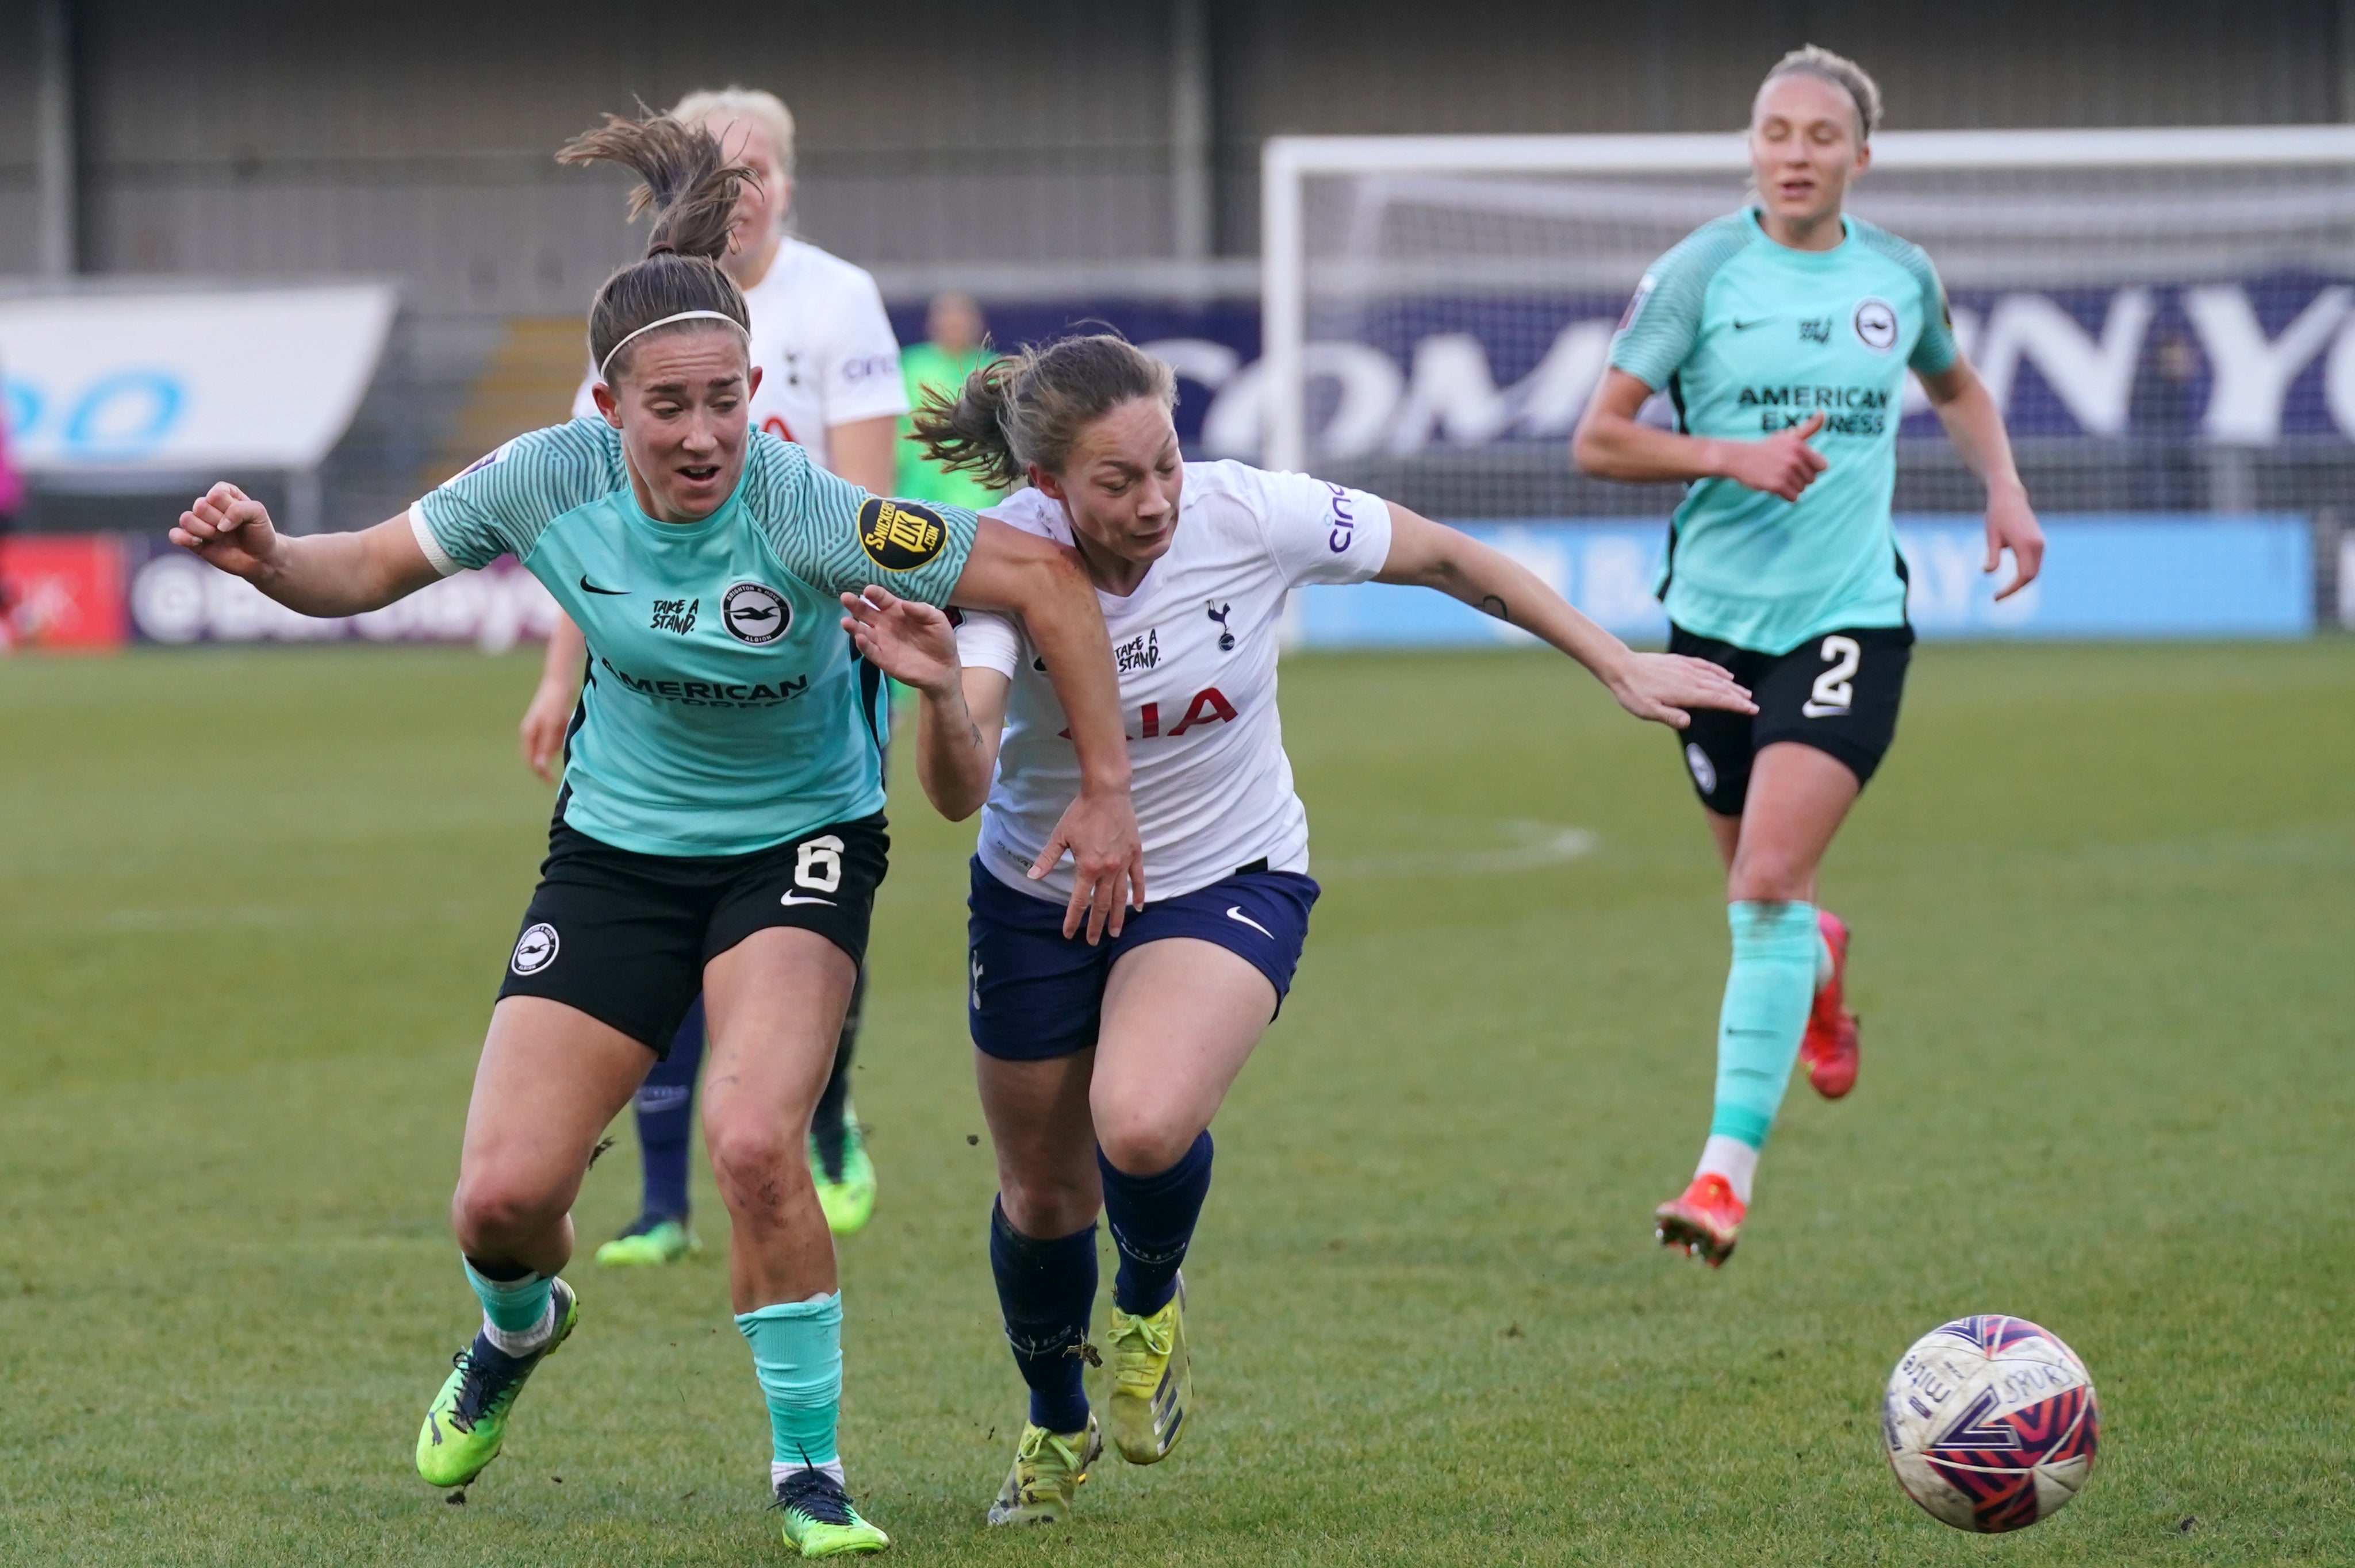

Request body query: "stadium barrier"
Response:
[1, 514, 2328, 654]
[1285, 514, 2316, 648]
[121, 538, 560, 652]
[0, 535, 555, 653]
[1, 534, 126, 650]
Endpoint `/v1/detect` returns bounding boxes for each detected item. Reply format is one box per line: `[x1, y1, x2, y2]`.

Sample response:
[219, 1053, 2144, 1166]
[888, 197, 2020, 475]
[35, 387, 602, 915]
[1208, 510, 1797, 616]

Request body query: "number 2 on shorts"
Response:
[1802, 635, 1861, 718]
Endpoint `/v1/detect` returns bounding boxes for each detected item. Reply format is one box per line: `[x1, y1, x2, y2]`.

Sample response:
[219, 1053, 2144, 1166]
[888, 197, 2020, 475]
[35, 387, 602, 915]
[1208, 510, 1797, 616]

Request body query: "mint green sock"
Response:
[1708, 901, 1821, 1150]
[737, 1293, 843, 1467]
[463, 1257, 551, 1335]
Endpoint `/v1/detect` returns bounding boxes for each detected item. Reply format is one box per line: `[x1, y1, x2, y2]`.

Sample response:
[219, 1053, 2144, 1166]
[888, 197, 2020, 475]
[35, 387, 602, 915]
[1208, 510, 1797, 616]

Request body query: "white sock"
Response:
[1815, 933, 1835, 990]
[773, 1458, 846, 1489]
[482, 1300, 556, 1357]
[1696, 1135, 1759, 1206]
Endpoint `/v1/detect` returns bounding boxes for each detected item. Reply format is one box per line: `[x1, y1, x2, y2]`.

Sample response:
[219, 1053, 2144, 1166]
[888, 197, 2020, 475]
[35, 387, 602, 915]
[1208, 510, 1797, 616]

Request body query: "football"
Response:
[1883, 1315, 2100, 1532]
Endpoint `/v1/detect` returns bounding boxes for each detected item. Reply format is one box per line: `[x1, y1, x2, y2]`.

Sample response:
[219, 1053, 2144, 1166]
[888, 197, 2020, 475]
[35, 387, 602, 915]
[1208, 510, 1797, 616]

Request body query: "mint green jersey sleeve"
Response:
[1903, 247, 1960, 377]
[1608, 213, 1754, 392]
[1853, 220, 1959, 376]
[745, 434, 980, 606]
[411, 419, 625, 572]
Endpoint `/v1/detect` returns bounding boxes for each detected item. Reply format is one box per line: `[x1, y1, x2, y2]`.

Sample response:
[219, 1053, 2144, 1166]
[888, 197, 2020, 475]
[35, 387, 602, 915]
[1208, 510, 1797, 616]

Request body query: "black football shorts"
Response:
[494, 813, 888, 1052]
[1668, 623, 1914, 816]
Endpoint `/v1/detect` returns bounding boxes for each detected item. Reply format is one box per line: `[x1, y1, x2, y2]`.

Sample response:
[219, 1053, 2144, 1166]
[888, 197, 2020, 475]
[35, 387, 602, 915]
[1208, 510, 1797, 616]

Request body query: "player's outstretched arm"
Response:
[1374, 502, 1756, 730]
[171, 482, 442, 617]
[1572, 369, 1829, 502]
[519, 614, 588, 783]
[947, 518, 1142, 941]
[838, 586, 1007, 822]
[1917, 359, 2043, 601]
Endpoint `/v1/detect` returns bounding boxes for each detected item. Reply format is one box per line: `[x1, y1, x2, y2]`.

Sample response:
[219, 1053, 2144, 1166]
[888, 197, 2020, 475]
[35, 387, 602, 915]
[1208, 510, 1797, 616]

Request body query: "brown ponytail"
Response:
[912, 334, 1176, 492]
[558, 111, 753, 383]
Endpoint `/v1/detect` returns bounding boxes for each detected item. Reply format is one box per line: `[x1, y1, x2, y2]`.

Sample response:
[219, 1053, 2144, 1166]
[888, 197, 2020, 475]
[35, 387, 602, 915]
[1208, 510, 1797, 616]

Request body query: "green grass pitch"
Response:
[2, 640, 2349, 1566]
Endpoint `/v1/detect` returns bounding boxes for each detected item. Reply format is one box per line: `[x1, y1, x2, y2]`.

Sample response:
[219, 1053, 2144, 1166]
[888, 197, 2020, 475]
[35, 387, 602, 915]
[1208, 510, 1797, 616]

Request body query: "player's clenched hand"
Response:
[1604, 652, 1756, 730]
[518, 682, 572, 783]
[839, 586, 962, 697]
[1720, 411, 1829, 502]
[170, 482, 283, 579]
[1035, 785, 1145, 944]
[1984, 485, 2044, 601]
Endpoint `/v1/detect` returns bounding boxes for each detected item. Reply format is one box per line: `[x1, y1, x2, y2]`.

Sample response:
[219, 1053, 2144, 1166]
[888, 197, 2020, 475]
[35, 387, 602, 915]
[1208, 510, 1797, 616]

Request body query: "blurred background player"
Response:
[843, 335, 1749, 1524]
[170, 112, 1142, 1554]
[519, 85, 909, 1262]
[896, 292, 1004, 509]
[1572, 46, 2043, 1267]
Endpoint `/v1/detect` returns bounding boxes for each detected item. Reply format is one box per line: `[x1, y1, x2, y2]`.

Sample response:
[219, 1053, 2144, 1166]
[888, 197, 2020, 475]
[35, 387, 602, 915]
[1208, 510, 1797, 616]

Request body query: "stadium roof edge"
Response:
[869, 258, 1260, 303]
[1263, 125, 2355, 175]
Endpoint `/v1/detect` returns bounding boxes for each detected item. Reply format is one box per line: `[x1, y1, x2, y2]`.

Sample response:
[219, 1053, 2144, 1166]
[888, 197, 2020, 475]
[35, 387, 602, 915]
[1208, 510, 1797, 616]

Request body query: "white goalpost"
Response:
[1257, 125, 2355, 520]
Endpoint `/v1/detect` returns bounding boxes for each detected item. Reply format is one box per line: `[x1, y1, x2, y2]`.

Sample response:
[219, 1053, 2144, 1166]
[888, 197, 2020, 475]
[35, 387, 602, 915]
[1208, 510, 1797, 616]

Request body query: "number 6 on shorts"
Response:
[796, 835, 845, 893]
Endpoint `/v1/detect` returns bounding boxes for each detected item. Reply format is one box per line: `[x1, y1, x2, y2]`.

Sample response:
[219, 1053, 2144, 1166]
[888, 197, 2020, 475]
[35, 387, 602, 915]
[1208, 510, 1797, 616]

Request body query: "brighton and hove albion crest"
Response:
[723, 582, 791, 645]
[858, 498, 948, 571]
[1853, 297, 1898, 352]
[510, 923, 559, 975]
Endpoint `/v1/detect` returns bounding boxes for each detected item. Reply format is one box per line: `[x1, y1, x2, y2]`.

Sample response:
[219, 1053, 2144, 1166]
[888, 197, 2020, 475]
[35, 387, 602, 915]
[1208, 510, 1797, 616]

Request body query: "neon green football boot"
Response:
[987, 1415, 1103, 1525]
[594, 1213, 700, 1267]
[811, 1108, 877, 1238]
[773, 1467, 891, 1557]
[1104, 1274, 1190, 1465]
[416, 1278, 578, 1488]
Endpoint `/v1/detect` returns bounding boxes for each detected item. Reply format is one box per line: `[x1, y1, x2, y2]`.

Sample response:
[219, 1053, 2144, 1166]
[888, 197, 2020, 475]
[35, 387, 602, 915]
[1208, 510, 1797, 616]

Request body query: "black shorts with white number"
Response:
[496, 813, 888, 1054]
[1668, 623, 1915, 816]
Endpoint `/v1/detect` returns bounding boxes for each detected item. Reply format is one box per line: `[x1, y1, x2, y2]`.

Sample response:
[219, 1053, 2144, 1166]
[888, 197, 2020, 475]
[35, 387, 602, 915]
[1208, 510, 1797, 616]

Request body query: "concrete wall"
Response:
[3, 0, 2345, 303]
[0, 6, 40, 276]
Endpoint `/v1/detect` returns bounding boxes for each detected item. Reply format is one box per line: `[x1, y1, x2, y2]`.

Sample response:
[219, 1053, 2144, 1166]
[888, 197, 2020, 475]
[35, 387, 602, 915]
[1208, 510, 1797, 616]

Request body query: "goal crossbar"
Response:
[1259, 125, 2355, 470]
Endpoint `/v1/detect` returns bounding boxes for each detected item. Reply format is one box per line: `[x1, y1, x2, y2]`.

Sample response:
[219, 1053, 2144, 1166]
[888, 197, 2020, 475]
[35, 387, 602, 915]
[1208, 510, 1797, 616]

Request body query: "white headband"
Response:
[596, 309, 751, 382]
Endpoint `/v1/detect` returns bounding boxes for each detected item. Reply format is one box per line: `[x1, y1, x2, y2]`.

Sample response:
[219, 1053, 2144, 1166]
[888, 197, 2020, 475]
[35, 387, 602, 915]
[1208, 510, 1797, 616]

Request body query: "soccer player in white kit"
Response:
[837, 335, 1754, 1524]
[517, 87, 909, 1258]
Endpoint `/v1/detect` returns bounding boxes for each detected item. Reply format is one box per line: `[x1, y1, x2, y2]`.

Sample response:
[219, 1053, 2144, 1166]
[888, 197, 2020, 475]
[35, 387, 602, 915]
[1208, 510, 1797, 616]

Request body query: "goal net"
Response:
[1255, 128, 2355, 525]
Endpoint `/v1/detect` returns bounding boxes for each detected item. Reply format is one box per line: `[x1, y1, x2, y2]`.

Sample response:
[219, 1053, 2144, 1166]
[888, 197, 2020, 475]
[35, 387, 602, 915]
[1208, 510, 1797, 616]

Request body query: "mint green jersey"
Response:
[1609, 209, 1959, 654]
[412, 420, 979, 856]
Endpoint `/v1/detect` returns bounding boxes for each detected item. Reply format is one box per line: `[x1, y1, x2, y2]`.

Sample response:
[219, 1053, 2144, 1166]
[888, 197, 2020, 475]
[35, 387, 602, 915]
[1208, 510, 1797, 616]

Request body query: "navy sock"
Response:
[1099, 1132, 1213, 1316]
[988, 1201, 1096, 1434]
[635, 996, 705, 1221]
[811, 968, 865, 1180]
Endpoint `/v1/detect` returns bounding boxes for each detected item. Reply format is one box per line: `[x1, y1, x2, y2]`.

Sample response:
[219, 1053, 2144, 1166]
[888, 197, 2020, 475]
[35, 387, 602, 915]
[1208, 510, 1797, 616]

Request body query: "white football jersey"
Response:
[956, 460, 1392, 904]
[573, 236, 908, 473]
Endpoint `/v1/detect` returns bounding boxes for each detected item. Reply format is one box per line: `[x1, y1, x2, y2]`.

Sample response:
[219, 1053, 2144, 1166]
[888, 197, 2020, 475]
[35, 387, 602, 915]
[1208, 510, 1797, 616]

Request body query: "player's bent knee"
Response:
[450, 1174, 566, 1251]
[703, 1118, 803, 1206]
[1000, 1170, 1098, 1239]
[1093, 1113, 1198, 1181]
[1727, 849, 1815, 904]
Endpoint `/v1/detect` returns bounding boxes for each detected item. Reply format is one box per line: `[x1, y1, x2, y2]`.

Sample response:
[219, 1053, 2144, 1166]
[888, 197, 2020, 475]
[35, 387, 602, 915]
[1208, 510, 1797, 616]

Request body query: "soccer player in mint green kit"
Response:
[521, 86, 910, 1259]
[1574, 46, 2044, 1267]
[897, 292, 1006, 510]
[170, 112, 1143, 1558]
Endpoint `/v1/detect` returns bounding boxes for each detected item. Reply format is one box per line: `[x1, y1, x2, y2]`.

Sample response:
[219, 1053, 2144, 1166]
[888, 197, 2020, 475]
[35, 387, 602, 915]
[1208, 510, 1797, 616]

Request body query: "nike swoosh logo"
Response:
[1225, 906, 1273, 939]
[780, 891, 837, 907]
[1732, 318, 1770, 330]
[579, 576, 628, 595]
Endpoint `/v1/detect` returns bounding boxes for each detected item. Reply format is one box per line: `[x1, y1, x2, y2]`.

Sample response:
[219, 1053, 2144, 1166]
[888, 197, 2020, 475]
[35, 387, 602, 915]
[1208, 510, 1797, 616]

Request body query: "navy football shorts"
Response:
[965, 856, 1320, 1062]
